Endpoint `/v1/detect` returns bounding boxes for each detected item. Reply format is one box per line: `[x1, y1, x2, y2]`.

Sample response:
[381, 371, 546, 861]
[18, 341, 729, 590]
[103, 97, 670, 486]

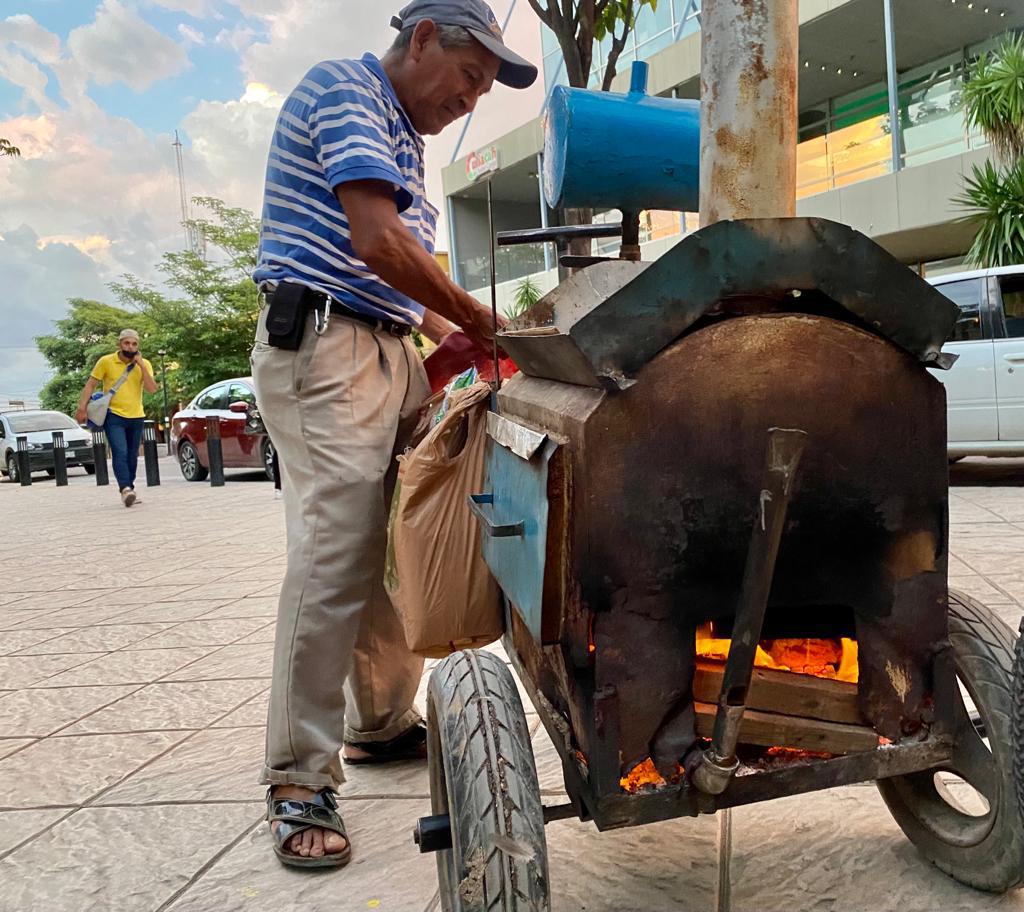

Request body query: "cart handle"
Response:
[467, 493, 524, 538]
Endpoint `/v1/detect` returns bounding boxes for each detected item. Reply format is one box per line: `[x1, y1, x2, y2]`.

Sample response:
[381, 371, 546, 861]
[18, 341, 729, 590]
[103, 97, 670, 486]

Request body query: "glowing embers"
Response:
[619, 758, 686, 794]
[695, 622, 859, 684]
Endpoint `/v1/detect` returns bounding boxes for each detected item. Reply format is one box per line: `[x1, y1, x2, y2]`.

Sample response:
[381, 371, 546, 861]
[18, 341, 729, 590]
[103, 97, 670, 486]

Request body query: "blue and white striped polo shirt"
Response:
[253, 54, 438, 326]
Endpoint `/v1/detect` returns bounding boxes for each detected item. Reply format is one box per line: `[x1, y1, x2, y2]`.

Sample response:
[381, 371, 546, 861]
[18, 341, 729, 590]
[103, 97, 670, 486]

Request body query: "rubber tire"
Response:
[6, 453, 19, 483]
[262, 437, 276, 483]
[45, 469, 55, 478]
[877, 590, 1024, 892]
[178, 440, 208, 482]
[84, 464, 96, 475]
[1013, 618, 1024, 847]
[427, 650, 550, 912]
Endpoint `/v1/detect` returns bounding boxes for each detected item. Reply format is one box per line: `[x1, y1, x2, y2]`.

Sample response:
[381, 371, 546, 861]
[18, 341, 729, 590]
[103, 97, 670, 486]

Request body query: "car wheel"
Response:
[84, 464, 96, 475]
[45, 468, 56, 478]
[5, 453, 18, 483]
[178, 440, 208, 482]
[262, 437, 276, 483]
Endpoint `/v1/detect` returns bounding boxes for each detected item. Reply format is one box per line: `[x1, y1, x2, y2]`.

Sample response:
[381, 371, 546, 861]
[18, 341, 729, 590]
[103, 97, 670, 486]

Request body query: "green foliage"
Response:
[36, 198, 261, 419]
[507, 276, 543, 320]
[962, 32, 1024, 164]
[526, 0, 658, 89]
[0, 138, 19, 157]
[955, 158, 1024, 268]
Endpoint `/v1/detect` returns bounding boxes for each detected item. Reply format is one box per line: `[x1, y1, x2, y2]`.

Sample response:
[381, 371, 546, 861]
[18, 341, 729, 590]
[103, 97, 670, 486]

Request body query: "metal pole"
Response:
[716, 808, 733, 912]
[142, 420, 161, 486]
[699, 0, 799, 226]
[882, 0, 902, 174]
[486, 179, 501, 396]
[92, 430, 110, 486]
[537, 153, 554, 272]
[206, 417, 225, 487]
[52, 431, 68, 486]
[16, 436, 31, 486]
[446, 196, 462, 287]
[158, 349, 171, 456]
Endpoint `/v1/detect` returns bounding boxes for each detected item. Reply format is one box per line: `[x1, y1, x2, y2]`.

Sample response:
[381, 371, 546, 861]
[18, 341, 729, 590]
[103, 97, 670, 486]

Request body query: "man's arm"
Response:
[75, 377, 99, 424]
[336, 181, 502, 348]
[136, 357, 159, 394]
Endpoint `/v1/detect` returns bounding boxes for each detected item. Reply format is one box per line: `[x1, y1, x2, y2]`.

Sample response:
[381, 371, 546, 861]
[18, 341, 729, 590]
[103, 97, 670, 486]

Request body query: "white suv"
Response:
[932, 266, 1024, 457]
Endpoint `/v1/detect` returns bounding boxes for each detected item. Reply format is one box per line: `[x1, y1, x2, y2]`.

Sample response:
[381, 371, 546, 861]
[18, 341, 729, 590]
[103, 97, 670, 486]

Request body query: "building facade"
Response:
[442, 0, 1024, 310]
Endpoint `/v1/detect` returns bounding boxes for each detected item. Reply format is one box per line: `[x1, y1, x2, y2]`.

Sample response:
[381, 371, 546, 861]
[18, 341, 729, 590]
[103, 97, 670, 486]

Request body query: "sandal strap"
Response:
[266, 788, 347, 847]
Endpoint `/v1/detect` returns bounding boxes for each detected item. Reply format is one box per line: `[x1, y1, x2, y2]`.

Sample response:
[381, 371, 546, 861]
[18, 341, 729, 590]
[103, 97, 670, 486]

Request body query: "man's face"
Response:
[119, 339, 139, 360]
[402, 21, 501, 135]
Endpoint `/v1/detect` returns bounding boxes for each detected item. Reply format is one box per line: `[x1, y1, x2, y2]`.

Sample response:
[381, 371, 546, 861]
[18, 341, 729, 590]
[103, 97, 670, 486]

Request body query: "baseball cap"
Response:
[390, 1, 538, 89]
[118, 329, 140, 342]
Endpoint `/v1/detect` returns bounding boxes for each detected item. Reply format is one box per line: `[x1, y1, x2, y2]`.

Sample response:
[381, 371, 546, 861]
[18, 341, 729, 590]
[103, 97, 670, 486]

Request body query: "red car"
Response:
[170, 377, 276, 482]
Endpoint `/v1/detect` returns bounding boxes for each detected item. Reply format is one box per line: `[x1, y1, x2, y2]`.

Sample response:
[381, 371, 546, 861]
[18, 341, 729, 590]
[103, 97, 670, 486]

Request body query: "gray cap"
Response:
[390, 1, 538, 89]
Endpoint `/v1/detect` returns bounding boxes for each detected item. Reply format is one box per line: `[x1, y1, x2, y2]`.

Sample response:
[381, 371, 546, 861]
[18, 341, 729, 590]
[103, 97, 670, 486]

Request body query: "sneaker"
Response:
[121, 488, 136, 508]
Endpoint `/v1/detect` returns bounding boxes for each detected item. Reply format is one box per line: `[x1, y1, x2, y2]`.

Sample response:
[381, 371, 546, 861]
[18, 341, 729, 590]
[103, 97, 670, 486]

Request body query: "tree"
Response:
[0, 138, 19, 157]
[957, 33, 1024, 268]
[526, 0, 659, 91]
[36, 198, 261, 417]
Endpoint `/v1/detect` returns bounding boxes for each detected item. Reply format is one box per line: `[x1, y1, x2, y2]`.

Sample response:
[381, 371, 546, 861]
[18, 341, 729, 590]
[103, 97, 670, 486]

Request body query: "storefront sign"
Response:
[466, 146, 500, 182]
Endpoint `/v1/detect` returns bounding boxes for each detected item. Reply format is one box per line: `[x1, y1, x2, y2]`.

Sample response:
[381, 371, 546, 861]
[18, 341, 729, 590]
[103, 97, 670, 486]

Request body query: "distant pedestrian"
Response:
[75, 329, 158, 507]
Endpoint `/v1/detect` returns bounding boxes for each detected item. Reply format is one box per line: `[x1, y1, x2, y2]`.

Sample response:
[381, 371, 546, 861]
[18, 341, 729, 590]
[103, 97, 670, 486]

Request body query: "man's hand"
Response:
[75, 406, 87, 425]
[461, 302, 507, 351]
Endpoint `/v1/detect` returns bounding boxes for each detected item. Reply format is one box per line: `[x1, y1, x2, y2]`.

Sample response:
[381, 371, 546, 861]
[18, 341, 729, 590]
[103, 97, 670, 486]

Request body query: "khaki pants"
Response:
[251, 309, 430, 789]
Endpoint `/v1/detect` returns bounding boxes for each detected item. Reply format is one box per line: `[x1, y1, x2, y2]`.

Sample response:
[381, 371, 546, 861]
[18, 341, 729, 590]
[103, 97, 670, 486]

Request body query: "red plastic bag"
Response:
[423, 331, 517, 394]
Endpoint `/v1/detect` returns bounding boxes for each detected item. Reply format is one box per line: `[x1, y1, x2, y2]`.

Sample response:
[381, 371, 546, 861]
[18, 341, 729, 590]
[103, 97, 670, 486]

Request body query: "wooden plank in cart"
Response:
[694, 702, 879, 754]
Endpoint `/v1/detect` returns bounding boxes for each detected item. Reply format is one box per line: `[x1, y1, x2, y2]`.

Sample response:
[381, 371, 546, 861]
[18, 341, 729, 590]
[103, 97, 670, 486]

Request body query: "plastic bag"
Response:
[385, 381, 503, 657]
[423, 331, 517, 394]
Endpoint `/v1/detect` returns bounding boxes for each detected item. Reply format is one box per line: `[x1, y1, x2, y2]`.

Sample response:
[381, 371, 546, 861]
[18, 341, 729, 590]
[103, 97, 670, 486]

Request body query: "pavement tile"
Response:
[26, 602, 148, 628]
[0, 685, 138, 737]
[63, 679, 270, 734]
[162, 642, 274, 682]
[211, 690, 269, 729]
[0, 609, 57, 631]
[36, 646, 217, 687]
[0, 731, 188, 808]
[0, 595, 28, 608]
[2, 590, 96, 612]
[163, 799, 437, 912]
[232, 625, 277, 645]
[0, 654, 105, 689]
[728, 786, 1024, 911]
[108, 600, 234, 624]
[167, 583, 261, 602]
[0, 739, 35, 761]
[340, 757, 430, 799]
[0, 808, 70, 856]
[0, 803, 263, 912]
[199, 597, 280, 620]
[124, 617, 271, 650]
[98, 726, 266, 804]
[949, 575, 1016, 605]
[13, 622, 171, 655]
[81, 585, 192, 605]
[0, 628, 74, 656]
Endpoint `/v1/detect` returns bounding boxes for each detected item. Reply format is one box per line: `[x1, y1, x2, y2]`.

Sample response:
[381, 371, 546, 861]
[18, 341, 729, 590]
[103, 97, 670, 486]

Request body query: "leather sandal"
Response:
[266, 787, 352, 869]
[343, 721, 428, 765]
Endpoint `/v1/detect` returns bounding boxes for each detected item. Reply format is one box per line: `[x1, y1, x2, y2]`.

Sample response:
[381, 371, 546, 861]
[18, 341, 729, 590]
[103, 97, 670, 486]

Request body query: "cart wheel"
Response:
[427, 649, 550, 912]
[877, 590, 1024, 892]
[1013, 618, 1024, 836]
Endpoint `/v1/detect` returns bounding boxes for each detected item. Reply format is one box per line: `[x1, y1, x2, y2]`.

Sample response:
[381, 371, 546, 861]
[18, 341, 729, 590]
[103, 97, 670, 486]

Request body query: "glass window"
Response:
[634, 2, 673, 46]
[228, 383, 256, 407]
[196, 386, 228, 411]
[6, 411, 79, 433]
[540, 25, 559, 56]
[935, 279, 985, 342]
[999, 275, 1024, 339]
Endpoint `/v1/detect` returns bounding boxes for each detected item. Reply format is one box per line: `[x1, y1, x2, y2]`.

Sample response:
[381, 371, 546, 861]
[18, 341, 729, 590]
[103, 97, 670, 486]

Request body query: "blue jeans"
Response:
[105, 412, 144, 491]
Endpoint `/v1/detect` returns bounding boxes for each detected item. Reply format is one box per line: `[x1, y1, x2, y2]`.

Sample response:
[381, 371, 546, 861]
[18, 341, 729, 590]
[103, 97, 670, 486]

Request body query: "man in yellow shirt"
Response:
[75, 329, 158, 507]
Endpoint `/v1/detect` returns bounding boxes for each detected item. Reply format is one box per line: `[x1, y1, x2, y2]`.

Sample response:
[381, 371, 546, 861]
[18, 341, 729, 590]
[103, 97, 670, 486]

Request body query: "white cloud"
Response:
[177, 23, 206, 46]
[148, 0, 215, 15]
[0, 14, 62, 65]
[67, 0, 190, 92]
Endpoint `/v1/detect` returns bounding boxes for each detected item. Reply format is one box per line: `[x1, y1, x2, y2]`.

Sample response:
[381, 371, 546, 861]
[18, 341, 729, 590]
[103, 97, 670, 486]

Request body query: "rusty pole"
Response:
[698, 0, 799, 227]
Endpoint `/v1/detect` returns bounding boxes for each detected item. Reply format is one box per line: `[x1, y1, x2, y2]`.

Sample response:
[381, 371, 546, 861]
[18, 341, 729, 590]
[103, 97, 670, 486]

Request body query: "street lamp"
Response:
[158, 349, 171, 456]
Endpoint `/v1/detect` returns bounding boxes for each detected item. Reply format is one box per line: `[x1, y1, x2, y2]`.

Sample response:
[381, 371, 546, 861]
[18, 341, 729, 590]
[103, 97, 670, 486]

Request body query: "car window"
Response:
[228, 383, 256, 407]
[195, 386, 228, 410]
[5, 411, 80, 433]
[999, 274, 1024, 339]
[934, 278, 985, 342]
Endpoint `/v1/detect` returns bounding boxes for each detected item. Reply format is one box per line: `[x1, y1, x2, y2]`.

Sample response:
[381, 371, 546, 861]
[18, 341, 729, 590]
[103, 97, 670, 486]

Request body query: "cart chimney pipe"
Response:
[698, 0, 799, 227]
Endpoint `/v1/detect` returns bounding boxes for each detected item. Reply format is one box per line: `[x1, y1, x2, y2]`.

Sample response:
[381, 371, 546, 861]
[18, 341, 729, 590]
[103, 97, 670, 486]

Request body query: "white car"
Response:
[0, 410, 95, 481]
[932, 265, 1024, 458]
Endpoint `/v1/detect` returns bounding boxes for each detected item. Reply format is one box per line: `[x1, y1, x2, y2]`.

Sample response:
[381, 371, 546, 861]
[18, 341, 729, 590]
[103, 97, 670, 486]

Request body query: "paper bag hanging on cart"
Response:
[385, 381, 503, 658]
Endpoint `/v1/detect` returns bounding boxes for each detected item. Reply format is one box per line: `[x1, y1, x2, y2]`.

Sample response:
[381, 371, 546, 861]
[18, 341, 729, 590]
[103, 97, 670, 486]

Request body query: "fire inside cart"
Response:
[413, 5, 1024, 910]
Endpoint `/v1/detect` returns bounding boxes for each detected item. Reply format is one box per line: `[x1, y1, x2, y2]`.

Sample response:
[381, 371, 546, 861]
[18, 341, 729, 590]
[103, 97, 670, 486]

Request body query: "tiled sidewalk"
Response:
[1, 460, 1023, 911]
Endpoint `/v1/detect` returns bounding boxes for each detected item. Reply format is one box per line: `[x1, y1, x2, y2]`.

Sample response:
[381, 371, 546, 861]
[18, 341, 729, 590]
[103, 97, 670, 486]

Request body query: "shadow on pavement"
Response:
[950, 456, 1024, 487]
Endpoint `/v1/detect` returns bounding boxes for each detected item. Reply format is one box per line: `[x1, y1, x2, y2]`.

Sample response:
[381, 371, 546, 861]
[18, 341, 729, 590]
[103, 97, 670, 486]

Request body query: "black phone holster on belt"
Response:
[265, 283, 308, 350]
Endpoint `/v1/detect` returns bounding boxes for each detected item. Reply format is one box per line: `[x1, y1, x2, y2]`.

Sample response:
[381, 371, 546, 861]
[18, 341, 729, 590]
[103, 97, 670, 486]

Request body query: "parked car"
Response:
[932, 265, 1024, 458]
[0, 410, 94, 482]
[170, 377, 275, 482]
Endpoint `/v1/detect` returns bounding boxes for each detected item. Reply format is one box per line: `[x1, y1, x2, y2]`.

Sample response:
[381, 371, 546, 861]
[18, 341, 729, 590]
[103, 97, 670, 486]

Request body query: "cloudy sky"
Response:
[0, 0, 545, 403]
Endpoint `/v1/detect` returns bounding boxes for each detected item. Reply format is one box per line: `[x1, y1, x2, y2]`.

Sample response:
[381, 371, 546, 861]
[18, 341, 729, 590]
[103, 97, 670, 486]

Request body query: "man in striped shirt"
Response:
[252, 0, 537, 869]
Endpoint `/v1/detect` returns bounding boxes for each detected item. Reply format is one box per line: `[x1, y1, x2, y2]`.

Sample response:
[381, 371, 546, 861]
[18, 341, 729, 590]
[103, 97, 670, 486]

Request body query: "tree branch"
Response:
[600, 6, 634, 91]
[525, 0, 554, 27]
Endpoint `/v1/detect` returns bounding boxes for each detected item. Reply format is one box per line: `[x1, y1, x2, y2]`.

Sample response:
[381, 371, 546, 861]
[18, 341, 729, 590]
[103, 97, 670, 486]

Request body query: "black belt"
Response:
[263, 286, 412, 337]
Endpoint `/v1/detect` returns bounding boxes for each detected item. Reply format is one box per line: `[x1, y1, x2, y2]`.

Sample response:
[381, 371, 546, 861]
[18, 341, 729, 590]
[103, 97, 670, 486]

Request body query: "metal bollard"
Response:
[51, 431, 69, 486]
[206, 417, 225, 487]
[272, 445, 281, 493]
[92, 430, 110, 486]
[142, 420, 161, 486]
[15, 436, 31, 486]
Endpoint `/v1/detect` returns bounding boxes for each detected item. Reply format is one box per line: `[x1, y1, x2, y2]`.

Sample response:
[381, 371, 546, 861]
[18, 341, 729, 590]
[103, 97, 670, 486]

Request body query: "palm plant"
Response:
[505, 276, 543, 320]
[956, 32, 1024, 268]
[0, 138, 20, 157]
